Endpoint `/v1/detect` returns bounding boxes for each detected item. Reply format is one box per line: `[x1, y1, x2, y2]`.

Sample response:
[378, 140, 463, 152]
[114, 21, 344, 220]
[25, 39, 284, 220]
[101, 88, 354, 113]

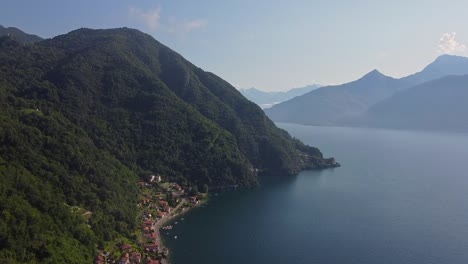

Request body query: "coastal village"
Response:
[95, 174, 206, 264]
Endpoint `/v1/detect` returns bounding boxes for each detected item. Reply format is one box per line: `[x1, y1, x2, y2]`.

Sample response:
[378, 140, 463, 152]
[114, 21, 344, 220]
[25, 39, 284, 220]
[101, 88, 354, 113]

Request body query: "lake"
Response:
[163, 124, 468, 264]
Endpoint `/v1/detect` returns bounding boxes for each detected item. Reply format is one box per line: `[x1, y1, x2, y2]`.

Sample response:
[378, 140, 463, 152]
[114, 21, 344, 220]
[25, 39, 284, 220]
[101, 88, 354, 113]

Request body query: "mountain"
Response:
[0, 28, 337, 263]
[354, 74, 468, 131]
[265, 55, 468, 125]
[239, 84, 320, 109]
[265, 70, 402, 125]
[0, 25, 43, 44]
[401, 54, 468, 85]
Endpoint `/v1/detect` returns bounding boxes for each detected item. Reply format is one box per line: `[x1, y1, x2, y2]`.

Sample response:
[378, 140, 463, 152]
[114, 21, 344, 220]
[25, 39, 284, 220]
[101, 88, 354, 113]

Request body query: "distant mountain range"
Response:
[239, 84, 320, 108]
[265, 54, 468, 131]
[0, 25, 43, 43]
[353, 74, 468, 131]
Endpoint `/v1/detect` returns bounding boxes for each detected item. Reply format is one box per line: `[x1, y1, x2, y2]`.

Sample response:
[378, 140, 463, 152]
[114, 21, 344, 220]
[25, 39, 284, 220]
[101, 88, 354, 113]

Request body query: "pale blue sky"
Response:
[2, 0, 468, 91]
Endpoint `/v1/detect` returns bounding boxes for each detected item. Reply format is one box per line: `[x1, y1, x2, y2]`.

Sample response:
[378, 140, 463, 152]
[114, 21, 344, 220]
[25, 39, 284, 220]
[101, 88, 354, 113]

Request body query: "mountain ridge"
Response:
[239, 84, 320, 108]
[266, 54, 468, 126]
[0, 24, 43, 44]
[352, 74, 468, 131]
[265, 68, 401, 125]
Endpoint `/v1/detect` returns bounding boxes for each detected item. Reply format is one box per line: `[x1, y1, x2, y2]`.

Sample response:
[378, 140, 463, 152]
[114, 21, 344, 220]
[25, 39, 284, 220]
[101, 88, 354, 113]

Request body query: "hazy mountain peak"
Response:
[239, 84, 321, 108]
[408, 54, 468, 82]
[240, 87, 259, 92]
[426, 54, 468, 68]
[361, 69, 386, 79]
[434, 53, 465, 61]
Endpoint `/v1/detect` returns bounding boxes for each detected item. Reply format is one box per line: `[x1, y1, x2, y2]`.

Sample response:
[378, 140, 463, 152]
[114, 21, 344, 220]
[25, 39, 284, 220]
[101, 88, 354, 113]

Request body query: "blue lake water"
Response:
[163, 124, 468, 264]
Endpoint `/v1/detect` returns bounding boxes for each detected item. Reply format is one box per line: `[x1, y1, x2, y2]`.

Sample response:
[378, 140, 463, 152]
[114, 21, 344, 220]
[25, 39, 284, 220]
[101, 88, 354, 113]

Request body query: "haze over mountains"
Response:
[239, 85, 320, 109]
[265, 54, 468, 132]
[354, 74, 468, 131]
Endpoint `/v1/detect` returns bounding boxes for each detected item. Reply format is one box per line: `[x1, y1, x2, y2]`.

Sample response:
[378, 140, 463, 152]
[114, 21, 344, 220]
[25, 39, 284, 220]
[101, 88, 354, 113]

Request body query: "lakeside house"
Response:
[120, 244, 132, 252]
[130, 252, 142, 263]
[157, 211, 167, 218]
[141, 198, 151, 205]
[149, 175, 156, 183]
[148, 174, 162, 183]
[146, 257, 160, 264]
[144, 232, 157, 240]
[173, 183, 182, 191]
[95, 255, 104, 264]
[144, 243, 159, 253]
[189, 196, 199, 204]
[118, 253, 129, 264]
[158, 200, 168, 207]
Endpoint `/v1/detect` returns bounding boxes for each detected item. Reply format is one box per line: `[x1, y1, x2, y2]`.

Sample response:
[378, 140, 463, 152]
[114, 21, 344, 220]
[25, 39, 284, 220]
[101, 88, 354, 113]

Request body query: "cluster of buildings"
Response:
[95, 245, 145, 264]
[96, 174, 204, 264]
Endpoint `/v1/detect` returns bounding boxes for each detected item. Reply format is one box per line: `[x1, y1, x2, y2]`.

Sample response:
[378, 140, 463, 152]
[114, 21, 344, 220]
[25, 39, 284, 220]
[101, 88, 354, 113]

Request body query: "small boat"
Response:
[181, 218, 184, 221]
[174, 236, 178, 239]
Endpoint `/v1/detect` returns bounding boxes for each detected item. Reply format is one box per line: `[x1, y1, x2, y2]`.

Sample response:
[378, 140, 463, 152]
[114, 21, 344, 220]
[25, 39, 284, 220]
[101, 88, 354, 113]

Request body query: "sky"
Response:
[2, 0, 468, 91]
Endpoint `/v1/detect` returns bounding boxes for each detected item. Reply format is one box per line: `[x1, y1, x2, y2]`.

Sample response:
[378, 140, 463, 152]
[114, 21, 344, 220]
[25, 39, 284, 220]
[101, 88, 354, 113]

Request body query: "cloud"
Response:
[180, 19, 207, 34]
[129, 6, 207, 36]
[165, 18, 208, 37]
[129, 7, 161, 32]
[438, 32, 466, 54]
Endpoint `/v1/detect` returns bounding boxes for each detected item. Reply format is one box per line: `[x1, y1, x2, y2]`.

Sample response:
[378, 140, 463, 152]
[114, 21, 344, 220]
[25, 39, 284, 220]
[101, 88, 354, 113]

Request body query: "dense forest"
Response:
[0, 28, 337, 263]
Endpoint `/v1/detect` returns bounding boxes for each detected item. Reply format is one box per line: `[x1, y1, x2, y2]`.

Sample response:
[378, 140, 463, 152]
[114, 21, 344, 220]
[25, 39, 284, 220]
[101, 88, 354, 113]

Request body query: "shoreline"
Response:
[154, 197, 208, 264]
[154, 200, 186, 263]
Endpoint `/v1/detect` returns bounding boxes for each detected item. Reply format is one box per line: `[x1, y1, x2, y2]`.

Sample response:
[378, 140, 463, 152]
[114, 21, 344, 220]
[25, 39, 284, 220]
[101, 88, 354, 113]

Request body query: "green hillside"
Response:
[0, 28, 337, 263]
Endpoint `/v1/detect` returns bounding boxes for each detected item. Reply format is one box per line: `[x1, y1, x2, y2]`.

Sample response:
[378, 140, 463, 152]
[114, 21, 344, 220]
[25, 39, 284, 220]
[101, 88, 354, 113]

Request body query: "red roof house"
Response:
[120, 244, 132, 252]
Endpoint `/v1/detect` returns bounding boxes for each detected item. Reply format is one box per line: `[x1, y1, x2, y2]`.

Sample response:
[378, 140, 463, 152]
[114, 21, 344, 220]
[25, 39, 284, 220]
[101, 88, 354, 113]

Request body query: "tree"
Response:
[189, 185, 199, 196]
[201, 184, 209, 193]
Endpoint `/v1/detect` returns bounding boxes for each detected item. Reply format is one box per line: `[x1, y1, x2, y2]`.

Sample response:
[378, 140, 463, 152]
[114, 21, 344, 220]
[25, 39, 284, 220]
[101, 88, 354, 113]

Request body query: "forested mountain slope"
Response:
[0, 28, 337, 263]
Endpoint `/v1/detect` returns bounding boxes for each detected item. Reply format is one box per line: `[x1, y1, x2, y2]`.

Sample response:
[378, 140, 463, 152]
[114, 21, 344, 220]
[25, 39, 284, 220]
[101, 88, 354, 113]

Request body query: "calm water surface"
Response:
[163, 124, 468, 264]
